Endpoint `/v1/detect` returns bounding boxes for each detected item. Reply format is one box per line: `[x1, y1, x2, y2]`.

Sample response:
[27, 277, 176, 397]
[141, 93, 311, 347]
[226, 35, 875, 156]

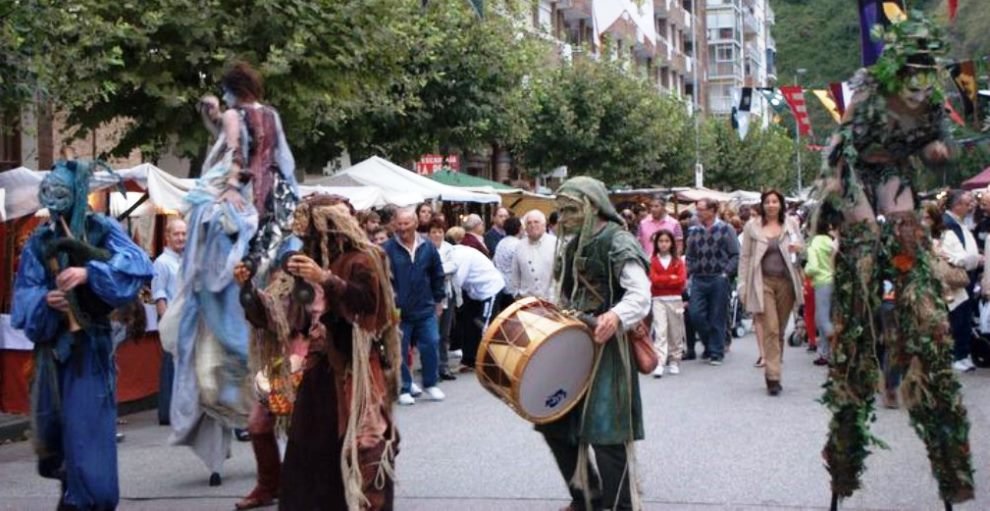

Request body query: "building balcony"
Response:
[767, 34, 776, 50]
[709, 95, 736, 115]
[557, 0, 592, 22]
[708, 61, 743, 80]
[766, 4, 775, 24]
[742, 10, 759, 35]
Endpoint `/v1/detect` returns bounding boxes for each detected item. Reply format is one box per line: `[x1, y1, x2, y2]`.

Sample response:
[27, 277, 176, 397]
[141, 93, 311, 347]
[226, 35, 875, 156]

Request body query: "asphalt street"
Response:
[1, 333, 988, 510]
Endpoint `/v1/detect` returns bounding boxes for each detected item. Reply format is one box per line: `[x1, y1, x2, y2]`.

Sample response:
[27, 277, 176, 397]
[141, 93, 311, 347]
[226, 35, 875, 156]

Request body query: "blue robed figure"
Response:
[11, 160, 153, 510]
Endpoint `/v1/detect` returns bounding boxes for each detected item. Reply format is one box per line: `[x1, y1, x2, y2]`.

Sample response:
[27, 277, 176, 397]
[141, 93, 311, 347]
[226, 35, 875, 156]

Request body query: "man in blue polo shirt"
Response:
[383, 207, 447, 405]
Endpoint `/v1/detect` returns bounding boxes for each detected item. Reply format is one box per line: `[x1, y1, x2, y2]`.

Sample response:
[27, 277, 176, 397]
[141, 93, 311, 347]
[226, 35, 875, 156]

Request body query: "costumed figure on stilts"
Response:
[235, 195, 401, 511]
[540, 176, 652, 511]
[12, 160, 154, 510]
[160, 62, 299, 490]
[816, 10, 974, 510]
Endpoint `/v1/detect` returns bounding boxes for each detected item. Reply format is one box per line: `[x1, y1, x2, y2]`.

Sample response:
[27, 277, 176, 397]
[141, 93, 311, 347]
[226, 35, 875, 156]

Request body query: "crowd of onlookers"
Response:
[343, 186, 990, 406]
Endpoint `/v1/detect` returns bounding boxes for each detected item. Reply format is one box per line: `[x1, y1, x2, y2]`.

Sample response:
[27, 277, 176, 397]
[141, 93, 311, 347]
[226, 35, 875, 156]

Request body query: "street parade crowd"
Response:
[5, 10, 983, 511]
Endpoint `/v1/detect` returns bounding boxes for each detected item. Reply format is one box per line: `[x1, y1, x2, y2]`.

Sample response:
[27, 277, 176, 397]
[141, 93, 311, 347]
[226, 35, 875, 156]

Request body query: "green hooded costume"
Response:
[537, 176, 648, 445]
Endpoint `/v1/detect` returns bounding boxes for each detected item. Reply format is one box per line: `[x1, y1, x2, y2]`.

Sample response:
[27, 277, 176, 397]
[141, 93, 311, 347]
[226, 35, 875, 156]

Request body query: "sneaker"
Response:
[450, 349, 463, 359]
[398, 393, 415, 405]
[708, 358, 723, 366]
[964, 357, 976, 370]
[813, 356, 829, 366]
[651, 365, 664, 378]
[700, 351, 711, 360]
[423, 386, 446, 401]
[952, 359, 975, 373]
[667, 364, 680, 375]
[410, 382, 423, 397]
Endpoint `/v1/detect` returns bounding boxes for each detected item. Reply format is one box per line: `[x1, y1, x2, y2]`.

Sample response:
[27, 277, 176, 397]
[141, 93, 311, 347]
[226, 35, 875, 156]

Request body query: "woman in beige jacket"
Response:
[738, 189, 804, 396]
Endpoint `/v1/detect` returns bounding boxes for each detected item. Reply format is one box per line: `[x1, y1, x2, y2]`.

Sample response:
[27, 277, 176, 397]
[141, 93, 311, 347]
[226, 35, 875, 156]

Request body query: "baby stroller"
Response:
[787, 306, 809, 347]
[729, 288, 749, 339]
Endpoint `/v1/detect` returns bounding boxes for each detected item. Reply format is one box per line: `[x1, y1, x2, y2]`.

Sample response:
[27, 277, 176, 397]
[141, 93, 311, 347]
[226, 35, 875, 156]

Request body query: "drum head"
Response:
[517, 326, 595, 422]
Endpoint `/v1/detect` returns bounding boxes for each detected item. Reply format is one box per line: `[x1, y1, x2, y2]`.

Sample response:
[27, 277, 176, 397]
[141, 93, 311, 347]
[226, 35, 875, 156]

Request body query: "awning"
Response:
[333, 157, 500, 204]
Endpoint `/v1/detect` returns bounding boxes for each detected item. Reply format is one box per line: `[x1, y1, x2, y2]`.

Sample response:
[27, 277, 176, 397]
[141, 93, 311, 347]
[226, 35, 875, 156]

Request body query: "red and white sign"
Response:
[416, 154, 460, 175]
[780, 85, 813, 137]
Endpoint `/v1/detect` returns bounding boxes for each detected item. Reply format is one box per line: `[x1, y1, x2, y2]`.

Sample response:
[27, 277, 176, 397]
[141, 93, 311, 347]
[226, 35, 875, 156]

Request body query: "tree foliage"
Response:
[521, 57, 693, 188]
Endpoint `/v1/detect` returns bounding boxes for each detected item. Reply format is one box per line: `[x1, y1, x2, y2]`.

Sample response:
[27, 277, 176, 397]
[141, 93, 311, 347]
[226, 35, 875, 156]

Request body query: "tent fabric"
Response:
[963, 166, 990, 190]
[1, 162, 429, 221]
[429, 169, 517, 191]
[297, 184, 421, 210]
[335, 156, 500, 204]
[303, 173, 366, 187]
[673, 188, 733, 204]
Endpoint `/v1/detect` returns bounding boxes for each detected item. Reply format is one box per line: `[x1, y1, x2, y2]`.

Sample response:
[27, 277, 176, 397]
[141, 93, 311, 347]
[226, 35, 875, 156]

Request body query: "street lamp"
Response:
[794, 68, 807, 193]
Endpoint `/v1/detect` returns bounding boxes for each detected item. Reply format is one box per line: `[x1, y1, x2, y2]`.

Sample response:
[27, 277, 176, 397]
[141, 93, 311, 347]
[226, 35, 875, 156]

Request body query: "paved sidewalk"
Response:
[1, 333, 988, 510]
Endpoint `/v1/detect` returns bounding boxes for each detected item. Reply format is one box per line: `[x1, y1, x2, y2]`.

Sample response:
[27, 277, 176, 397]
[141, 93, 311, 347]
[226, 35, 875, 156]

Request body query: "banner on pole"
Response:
[780, 85, 813, 137]
[949, 60, 979, 122]
[812, 90, 842, 123]
[858, 0, 905, 67]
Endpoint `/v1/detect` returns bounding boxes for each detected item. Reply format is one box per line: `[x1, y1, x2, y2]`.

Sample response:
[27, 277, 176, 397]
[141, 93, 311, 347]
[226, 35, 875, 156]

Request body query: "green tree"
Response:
[697, 117, 800, 192]
[522, 56, 693, 188]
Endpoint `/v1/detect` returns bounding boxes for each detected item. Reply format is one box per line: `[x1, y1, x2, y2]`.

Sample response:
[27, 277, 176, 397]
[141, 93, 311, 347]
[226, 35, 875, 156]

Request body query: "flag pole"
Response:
[795, 68, 807, 193]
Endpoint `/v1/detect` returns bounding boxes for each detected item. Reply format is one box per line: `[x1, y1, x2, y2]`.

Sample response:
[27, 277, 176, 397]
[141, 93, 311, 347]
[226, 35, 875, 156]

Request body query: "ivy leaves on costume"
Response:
[821, 220, 884, 499]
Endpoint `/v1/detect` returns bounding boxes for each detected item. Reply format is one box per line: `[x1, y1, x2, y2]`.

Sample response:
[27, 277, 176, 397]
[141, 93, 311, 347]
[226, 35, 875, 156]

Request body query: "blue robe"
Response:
[11, 214, 153, 510]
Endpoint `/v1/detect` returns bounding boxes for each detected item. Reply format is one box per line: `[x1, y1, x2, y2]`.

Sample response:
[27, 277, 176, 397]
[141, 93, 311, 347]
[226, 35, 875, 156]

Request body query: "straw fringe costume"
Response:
[242, 196, 401, 511]
[817, 13, 973, 507]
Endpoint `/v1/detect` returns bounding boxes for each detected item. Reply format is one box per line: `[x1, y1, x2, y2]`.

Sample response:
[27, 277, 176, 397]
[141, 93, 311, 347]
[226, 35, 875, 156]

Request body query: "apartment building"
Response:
[705, 0, 777, 120]
[533, 0, 707, 114]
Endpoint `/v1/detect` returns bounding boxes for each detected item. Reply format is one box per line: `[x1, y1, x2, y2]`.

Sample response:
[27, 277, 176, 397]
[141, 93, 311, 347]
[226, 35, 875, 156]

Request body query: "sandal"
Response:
[754, 357, 765, 368]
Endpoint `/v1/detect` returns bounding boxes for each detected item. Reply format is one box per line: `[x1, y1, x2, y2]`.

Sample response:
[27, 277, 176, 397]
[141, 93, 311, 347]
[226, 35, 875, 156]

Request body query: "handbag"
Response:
[933, 257, 970, 289]
[627, 313, 659, 374]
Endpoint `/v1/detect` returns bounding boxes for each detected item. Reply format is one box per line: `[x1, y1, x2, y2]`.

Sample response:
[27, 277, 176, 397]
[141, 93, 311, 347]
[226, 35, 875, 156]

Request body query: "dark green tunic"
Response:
[537, 223, 648, 445]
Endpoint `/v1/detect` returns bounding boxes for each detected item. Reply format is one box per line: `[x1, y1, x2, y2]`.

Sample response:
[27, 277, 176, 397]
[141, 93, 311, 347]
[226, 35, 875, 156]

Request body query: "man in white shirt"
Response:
[941, 190, 982, 372]
[151, 218, 186, 425]
[448, 233, 505, 372]
[511, 210, 557, 301]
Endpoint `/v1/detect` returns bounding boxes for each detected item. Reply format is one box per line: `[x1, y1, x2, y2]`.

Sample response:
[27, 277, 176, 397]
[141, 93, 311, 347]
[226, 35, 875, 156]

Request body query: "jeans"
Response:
[400, 314, 440, 393]
[814, 283, 835, 359]
[438, 305, 454, 371]
[689, 275, 730, 360]
[949, 298, 973, 362]
[157, 352, 174, 424]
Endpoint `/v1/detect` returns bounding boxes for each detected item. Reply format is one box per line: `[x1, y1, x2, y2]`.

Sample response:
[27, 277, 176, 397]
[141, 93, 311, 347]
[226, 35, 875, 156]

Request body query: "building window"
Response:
[719, 27, 733, 39]
[715, 44, 734, 62]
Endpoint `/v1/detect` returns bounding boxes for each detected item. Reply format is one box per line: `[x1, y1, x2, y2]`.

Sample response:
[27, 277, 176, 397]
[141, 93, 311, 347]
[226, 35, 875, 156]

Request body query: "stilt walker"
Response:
[817, 10, 974, 510]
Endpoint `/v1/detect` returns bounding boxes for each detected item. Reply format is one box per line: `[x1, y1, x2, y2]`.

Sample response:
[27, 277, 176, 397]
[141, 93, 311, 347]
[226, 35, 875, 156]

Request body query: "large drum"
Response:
[477, 297, 596, 424]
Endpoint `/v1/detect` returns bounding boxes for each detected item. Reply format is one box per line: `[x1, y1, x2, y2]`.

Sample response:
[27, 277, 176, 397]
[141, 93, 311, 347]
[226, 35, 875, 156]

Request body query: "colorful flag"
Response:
[949, 0, 958, 21]
[828, 82, 853, 116]
[780, 85, 813, 137]
[812, 90, 842, 123]
[858, 0, 905, 66]
[949, 60, 978, 121]
[758, 87, 788, 114]
[739, 87, 753, 112]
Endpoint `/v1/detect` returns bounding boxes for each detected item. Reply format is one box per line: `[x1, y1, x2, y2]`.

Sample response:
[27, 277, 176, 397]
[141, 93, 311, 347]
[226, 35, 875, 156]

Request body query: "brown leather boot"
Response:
[235, 432, 280, 510]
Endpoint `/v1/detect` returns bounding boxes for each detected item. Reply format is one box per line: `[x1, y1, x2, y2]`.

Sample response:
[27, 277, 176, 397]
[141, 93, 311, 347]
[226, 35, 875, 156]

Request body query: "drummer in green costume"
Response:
[539, 176, 651, 511]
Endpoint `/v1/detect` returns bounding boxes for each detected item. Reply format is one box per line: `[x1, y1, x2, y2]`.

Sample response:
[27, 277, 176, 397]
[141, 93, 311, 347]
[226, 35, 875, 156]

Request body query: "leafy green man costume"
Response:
[817, 11, 974, 508]
[538, 176, 649, 511]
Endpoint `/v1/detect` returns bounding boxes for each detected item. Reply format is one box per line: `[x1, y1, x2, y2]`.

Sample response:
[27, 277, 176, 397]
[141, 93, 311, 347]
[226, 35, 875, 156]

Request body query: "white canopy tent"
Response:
[0, 163, 423, 221]
[333, 156, 500, 204]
